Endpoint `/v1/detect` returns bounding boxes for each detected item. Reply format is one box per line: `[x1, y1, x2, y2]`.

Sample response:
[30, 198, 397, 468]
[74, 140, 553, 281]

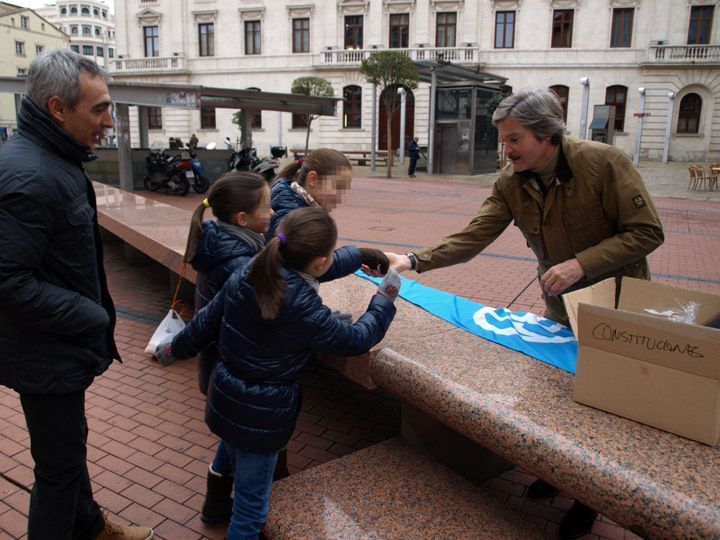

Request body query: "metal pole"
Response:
[115, 103, 133, 192]
[371, 83, 377, 172]
[398, 87, 406, 164]
[428, 68, 437, 174]
[662, 92, 675, 164]
[633, 88, 646, 167]
[579, 77, 590, 140]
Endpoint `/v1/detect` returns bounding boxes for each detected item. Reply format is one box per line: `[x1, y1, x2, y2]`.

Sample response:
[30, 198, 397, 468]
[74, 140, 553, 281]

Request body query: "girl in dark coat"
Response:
[173, 171, 271, 524]
[156, 208, 398, 539]
[267, 148, 352, 238]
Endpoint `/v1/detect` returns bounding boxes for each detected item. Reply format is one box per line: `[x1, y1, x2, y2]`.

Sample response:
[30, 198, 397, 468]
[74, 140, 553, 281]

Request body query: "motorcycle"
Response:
[144, 142, 214, 195]
[225, 137, 285, 182]
[143, 142, 190, 196]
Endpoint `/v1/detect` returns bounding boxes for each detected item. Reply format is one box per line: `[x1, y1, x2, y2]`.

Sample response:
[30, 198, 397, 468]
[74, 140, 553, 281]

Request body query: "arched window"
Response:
[70, 6, 77, 14]
[343, 85, 362, 128]
[677, 93, 702, 134]
[549, 85, 569, 123]
[60, 7, 67, 14]
[605, 85, 627, 132]
[81, 7, 90, 15]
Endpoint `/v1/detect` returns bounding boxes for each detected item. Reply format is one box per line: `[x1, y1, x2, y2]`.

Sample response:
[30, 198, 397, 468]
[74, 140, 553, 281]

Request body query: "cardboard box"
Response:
[563, 277, 720, 446]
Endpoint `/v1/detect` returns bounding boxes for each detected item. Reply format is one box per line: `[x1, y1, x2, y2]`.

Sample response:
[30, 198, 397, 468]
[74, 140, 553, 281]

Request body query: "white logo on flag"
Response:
[472, 307, 576, 344]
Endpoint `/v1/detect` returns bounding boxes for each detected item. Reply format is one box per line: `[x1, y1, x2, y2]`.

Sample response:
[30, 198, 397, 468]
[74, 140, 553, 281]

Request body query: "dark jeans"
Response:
[20, 391, 104, 540]
[408, 158, 418, 176]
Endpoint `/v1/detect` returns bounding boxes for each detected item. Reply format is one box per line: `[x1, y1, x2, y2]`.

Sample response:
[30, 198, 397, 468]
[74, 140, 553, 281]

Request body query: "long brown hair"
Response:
[247, 207, 337, 320]
[183, 171, 266, 263]
[272, 148, 351, 187]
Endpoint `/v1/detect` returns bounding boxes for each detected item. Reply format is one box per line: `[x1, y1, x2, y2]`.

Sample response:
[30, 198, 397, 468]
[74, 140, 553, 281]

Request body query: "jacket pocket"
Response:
[56, 195, 96, 266]
[513, 212, 544, 259]
[562, 202, 613, 253]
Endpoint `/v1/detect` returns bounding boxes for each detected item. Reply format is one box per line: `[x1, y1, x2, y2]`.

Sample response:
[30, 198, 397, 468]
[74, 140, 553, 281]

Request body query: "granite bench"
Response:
[317, 276, 720, 540]
[264, 437, 543, 539]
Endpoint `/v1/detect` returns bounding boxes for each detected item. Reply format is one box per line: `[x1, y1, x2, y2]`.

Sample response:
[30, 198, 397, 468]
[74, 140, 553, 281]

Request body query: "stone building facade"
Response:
[112, 0, 720, 162]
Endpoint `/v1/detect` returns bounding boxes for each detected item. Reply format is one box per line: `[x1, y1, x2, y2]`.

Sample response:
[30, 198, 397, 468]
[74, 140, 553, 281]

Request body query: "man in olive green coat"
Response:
[386, 88, 664, 539]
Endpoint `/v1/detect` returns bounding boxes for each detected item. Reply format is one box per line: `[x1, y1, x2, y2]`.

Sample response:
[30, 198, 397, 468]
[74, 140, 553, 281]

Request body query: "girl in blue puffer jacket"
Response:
[157, 208, 399, 539]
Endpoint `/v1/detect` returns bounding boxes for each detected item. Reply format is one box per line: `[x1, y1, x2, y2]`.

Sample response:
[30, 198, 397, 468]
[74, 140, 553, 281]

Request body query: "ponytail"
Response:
[271, 148, 351, 186]
[248, 207, 337, 320]
[183, 171, 266, 263]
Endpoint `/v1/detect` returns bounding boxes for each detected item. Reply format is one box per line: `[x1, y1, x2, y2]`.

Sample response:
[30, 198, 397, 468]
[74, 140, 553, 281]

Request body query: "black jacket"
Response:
[267, 177, 307, 239]
[0, 97, 119, 394]
[172, 248, 396, 452]
[407, 139, 420, 160]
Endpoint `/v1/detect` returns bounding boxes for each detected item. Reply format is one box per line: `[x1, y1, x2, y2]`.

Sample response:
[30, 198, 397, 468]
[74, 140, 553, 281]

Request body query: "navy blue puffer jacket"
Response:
[267, 178, 306, 239]
[191, 221, 261, 394]
[172, 250, 396, 452]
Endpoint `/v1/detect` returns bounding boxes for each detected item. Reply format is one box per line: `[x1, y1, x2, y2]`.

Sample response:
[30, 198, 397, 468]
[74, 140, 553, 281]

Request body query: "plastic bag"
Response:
[144, 309, 185, 355]
[644, 301, 699, 325]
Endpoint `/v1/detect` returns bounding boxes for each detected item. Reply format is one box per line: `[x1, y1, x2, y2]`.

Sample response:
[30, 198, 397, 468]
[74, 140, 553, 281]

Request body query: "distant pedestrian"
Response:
[155, 207, 399, 539]
[0, 49, 153, 539]
[188, 132, 199, 150]
[407, 136, 420, 177]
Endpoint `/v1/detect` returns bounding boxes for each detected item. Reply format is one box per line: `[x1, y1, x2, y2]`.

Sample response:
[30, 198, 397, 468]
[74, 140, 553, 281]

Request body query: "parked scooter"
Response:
[186, 142, 215, 194]
[224, 137, 285, 182]
[143, 141, 190, 195]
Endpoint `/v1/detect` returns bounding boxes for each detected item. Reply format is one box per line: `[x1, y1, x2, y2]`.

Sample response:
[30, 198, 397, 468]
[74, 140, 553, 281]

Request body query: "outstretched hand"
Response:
[358, 248, 389, 274]
[376, 269, 401, 301]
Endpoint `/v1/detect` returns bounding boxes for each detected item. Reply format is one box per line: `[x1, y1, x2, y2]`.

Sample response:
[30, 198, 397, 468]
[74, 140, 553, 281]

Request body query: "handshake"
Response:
[358, 248, 400, 302]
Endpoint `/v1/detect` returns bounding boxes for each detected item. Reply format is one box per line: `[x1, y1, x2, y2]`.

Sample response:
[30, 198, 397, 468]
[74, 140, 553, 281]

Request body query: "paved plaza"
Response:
[0, 161, 718, 539]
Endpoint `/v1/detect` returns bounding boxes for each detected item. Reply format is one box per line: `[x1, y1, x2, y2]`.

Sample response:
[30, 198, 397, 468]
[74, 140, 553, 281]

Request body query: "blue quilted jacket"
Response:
[267, 178, 307, 239]
[172, 249, 396, 452]
[191, 221, 261, 394]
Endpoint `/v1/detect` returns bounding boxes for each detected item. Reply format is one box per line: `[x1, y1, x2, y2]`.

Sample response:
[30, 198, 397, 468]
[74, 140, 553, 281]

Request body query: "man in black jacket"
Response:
[407, 136, 420, 177]
[0, 50, 153, 539]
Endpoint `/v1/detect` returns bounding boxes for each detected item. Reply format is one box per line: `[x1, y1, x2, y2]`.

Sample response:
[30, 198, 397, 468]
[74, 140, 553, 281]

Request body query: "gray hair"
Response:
[26, 48, 109, 113]
[492, 89, 565, 144]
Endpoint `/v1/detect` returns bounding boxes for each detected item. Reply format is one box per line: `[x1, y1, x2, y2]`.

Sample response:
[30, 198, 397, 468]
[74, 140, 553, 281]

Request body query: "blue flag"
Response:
[356, 271, 578, 374]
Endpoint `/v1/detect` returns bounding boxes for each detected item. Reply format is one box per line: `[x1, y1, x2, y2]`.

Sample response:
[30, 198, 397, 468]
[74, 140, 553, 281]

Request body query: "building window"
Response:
[610, 8, 633, 47]
[389, 14, 409, 48]
[605, 86, 627, 132]
[95, 27, 101, 36]
[435, 12, 456, 47]
[292, 113, 308, 129]
[549, 85, 569, 122]
[35, 44, 44, 55]
[70, 44, 79, 53]
[252, 111, 262, 128]
[17, 67, 27, 77]
[551, 9, 573, 48]
[15, 41, 25, 56]
[81, 6, 90, 15]
[71, 25, 78, 35]
[293, 18, 310, 53]
[688, 6, 714, 45]
[70, 6, 77, 14]
[93, 8, 99, 16]
[495, 11, 515, 48]
[199, 22, 214, 57]
[82, 45, 93, 55]
[144, 26, 159, 57]
[60, 7, 67, 14]
[344, 15, 363, 49]
[148, 107, 162, 130]
[677, 93, 701, 133]
[108, 47, 114, 58]
[201, 106, 216, 129]
[82, 25, 91, 35]
[343, 85, 362, 128]
[20, 15, 29, 29]
[96, 46, 104, 57]
[245, 20, 261, 55]
[102, 10, 107, 18]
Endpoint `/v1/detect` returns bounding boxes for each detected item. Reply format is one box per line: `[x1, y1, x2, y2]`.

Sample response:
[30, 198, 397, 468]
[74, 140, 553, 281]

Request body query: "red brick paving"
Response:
[1, 173, 717, 539]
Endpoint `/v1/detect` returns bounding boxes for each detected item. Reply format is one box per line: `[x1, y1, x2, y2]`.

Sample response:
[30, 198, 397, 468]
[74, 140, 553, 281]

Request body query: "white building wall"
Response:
[113, 0, 720, 162]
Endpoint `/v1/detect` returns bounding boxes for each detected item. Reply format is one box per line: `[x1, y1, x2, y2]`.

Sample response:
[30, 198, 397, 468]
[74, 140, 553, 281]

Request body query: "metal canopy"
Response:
[414, 60, 507, 88]
[0, 77, 339, 116]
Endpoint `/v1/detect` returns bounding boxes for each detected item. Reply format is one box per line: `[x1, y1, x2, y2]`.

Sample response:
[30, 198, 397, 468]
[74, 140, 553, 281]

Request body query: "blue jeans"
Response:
[211, 440, 233, 476]
[223, 441, 279, 540]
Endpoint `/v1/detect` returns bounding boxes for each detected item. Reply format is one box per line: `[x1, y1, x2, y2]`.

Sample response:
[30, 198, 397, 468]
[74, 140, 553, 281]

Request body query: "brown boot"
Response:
[201, 468, 234, 524]
[273, 448, 290, 481]
[94, 515, 153, 540]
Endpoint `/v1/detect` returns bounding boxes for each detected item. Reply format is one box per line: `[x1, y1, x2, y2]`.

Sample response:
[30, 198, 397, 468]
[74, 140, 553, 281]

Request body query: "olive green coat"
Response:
[416, 137, 665, 324]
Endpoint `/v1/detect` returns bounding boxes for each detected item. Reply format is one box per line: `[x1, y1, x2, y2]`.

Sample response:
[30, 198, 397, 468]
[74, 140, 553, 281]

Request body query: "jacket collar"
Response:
[514, 138, 572, 184]
[17, 96, 97, 164]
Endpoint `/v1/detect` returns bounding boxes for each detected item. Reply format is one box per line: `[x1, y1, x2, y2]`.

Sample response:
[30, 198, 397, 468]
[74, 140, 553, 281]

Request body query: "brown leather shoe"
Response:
[94, 515, 153, 540]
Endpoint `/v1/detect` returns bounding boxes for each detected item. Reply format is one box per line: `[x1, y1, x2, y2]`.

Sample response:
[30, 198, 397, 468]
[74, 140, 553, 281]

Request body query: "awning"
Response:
[414, 60, 506, 88]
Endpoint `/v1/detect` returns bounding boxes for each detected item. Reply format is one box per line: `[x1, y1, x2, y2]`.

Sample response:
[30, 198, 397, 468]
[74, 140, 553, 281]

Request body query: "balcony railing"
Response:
[648, 45, 720, 63]
[109, 56, 187, 74]
[318, 46, 481, 66]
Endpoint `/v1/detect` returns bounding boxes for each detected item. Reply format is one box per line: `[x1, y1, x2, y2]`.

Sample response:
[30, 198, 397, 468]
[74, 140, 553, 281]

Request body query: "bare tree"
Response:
[291, 77, 335, 153]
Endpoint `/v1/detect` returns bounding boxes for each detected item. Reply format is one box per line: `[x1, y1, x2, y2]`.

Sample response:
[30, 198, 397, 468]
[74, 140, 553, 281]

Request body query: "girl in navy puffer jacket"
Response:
[158, 208, 398, 539]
